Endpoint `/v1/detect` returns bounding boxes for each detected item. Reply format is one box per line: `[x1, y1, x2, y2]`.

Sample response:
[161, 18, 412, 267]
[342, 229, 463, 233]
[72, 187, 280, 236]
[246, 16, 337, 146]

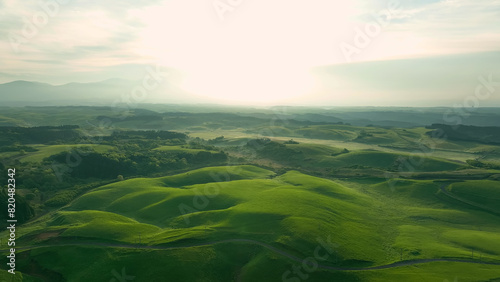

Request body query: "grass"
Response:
[333, 151, 464, 171]
[4, 246, 500, 282]
[186, 125, 485, 166]
[367, 178, 500, 262]
[448, 180, 500, 213]
[0, 115, 23, 126]
[359, 262, 500, 282]
[153, 145, 218, 154]
[0, 270, 39, 282]
[274, 143, 466, 172]
[227, 138, 468, 175]
[2, 106, 500, 281]
[19, 144, 115, 163]
[3, 165, 500, 281]
[284, 143, 346, 156]
[296, 124, 365, 140]
[51, 210, 162, 241]
[0, 151, 18, 159]
[443, 229, 500, 255]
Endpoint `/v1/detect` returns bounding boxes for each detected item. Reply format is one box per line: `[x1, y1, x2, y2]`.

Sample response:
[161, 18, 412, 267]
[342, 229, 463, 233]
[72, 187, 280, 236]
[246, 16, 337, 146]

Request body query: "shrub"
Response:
[25, 193, 36, 201]
[45, 190, 78, 207]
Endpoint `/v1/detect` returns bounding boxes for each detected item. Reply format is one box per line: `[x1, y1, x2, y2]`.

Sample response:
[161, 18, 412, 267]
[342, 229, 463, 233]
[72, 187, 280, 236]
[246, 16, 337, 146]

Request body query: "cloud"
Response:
[308, 51, 500, 106]
[333, 0, 500, 63]
[383, 0, 500, 54]
[0, 0, 158, 83]
[0, 0, 499, 107]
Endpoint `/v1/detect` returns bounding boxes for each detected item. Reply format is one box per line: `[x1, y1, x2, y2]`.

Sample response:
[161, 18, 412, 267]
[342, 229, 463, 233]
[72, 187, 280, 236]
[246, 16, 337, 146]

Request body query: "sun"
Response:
[178, 65, 316, 104]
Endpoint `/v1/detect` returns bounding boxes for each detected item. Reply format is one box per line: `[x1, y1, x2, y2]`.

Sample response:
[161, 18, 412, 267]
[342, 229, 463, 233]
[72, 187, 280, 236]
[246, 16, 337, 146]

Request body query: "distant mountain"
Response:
[311, 51, 500, 107]
[0, 79, 211, 106]
[2, 80, 53, 87]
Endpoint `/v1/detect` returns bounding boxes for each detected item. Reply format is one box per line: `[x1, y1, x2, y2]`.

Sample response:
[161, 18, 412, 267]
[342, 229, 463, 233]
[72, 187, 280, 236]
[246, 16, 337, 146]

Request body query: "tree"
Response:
[25, 193, 36, 201]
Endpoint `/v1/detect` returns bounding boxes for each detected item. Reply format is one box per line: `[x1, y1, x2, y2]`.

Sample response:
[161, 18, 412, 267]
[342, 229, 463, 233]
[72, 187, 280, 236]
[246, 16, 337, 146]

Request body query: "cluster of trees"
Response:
[1, 129, 227, 193]
[427, 124, 500, 145]
[466, 159, 500, 170]
[0, 125, 81, 146]
[17, 167, 61, 191]
[44, 189, 79, 207]
[0, 145, 38, 153]
[0, 126, 231, 220]
[44, 181, 113, 207]
[178, 150, 227, 164]
[48, 147, 227, 180]
[0, 188, 34, 223]
[107, 130, 187, 141]
[207, 136, 225, 144]
[332, 148, 350, 156]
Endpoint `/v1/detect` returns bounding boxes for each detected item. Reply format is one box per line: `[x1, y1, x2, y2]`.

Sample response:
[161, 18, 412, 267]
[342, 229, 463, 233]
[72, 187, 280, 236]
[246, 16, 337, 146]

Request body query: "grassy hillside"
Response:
[246, 141, 466, 172]
[3, 165, 500, 281]
[447, 180, 500, 213]
[368, 179, 500, 261]
[20, 144, 115, 163]
[153, 145, 217, 154]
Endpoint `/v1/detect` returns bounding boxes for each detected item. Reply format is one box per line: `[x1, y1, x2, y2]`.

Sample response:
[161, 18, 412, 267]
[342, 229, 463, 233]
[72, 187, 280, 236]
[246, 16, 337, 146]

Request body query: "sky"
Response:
[1, 0, 499, 106]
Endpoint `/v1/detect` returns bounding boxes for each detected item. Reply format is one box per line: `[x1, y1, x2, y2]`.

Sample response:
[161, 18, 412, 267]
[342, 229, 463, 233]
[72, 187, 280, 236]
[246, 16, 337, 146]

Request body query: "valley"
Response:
[0, 106, 499, 281]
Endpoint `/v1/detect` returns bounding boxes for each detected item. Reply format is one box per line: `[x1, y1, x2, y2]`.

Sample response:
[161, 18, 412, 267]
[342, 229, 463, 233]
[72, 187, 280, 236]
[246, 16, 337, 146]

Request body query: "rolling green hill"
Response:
[4, 165, 500, 281]
[248, 140, 466, 172]
[447, 180, 500, 214]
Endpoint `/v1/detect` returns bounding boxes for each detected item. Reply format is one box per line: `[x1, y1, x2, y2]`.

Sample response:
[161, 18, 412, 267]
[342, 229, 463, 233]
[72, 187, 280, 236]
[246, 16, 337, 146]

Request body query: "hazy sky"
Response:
[1, 0, 499, 105]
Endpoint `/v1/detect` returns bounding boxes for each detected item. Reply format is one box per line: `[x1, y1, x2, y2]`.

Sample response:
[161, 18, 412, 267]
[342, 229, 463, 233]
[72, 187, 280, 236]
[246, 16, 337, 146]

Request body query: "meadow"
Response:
[0, 106, 499, 281]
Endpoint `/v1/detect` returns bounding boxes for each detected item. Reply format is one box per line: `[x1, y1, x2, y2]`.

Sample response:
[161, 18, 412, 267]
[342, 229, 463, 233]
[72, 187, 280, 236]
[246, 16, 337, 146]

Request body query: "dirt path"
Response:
[439, 184, 500, 216]
[3, 238, 500, 271]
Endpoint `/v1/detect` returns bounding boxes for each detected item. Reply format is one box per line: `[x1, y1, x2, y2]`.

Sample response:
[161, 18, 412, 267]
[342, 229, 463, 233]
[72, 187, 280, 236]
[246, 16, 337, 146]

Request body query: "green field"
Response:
[1, 107, 500, 281]
[153, 145, 218, 154]
[19, 144, 116, 163]
[448, 180, 500, 214]
[4, 165, 500, 281]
